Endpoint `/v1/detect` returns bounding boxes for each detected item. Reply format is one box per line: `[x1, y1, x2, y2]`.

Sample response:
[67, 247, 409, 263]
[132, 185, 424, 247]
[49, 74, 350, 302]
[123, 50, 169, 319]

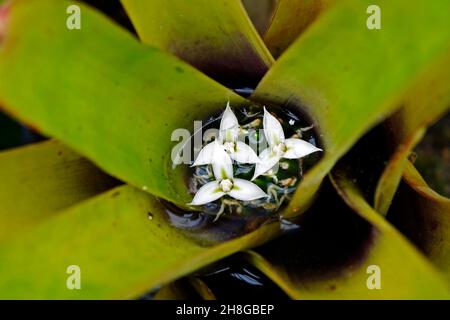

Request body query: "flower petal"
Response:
[189, 181, 224, 205]
[283, 138, 322, 159]
[252, 148, 281, 180]
[191, 141, 216, 166]
[230, 141, 261, 164]
[229, 178, 267, 201]
[263, 106, 285, 146]
[211, 141, 234, 180]
[219, 102, 239, 142]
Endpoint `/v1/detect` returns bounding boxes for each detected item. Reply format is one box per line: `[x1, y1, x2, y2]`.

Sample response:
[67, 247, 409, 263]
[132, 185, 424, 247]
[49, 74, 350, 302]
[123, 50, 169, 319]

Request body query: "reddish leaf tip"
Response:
[0, 1, 11, 40]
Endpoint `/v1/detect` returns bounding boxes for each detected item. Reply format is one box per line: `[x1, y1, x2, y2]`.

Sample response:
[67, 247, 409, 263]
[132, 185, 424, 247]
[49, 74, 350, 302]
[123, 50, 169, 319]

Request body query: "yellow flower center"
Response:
[272, 143, 286, 156]
[219, 179, 233, 192]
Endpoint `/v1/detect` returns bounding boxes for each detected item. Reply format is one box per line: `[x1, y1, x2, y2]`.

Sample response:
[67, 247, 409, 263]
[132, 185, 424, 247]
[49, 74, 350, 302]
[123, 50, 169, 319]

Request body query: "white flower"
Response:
[189, 141, 267, 205]
[192, 102, 260, 166]
[252, 107, 322, 180]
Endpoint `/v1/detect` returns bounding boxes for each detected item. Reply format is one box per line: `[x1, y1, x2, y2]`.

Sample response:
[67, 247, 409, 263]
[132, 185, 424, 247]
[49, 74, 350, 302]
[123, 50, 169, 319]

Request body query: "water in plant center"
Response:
[163, 102, 322, 245]
[193, 104, 319, 215]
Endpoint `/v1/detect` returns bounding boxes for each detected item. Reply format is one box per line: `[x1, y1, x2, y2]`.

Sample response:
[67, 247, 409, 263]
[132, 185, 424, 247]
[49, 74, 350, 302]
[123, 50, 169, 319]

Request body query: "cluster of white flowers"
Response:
[189, 103, 321, 206]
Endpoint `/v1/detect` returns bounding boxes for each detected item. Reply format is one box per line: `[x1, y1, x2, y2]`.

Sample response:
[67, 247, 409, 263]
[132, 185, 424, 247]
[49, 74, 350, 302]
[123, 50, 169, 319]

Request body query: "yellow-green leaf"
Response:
[241, 0, 275, 36]
[387, 162, 450, 283]
[252, 0, 450, 218]
[0, 0, 248, 207]
[0, 140, 118, 243]
[244, 175, 449, 299]
[374, 55, 450, 215]
[263, 0, 334, 58]
[154, 282, 188, 300]
[121, 0, 274, 87]
[188, 277, 216, 300]
[0, 185, 280, 299]
[153, 280, 193, 300]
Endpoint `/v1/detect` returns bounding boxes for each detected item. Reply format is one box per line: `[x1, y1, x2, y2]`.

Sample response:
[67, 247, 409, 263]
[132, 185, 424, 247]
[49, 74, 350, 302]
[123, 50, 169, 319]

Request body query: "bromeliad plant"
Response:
[0, 0, 449, 299]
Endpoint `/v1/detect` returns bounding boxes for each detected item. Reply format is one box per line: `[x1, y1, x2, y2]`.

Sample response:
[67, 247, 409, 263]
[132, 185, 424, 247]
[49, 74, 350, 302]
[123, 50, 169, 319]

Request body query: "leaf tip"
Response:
[0, 1, 11, 41]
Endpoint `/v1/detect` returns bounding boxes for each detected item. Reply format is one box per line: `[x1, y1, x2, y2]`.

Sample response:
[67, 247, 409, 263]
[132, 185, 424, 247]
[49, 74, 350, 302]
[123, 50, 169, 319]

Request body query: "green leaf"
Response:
[388, 162, 450, 283]
[252, 0, 450, 218]
[154, 281, 189, 300]
[374, 54, 450, 215]
[188, 277, 216, 300]
[120, 0, 274, 87]
[242, 250, 298, 298]
[153, 277, 215, 300]
[0, 185, 280, 299]
[263, 0, 333, 58]
[153, 280, 193, 300]
[241, 0, 275, 35]
[0, 140, 118, 244]
[0, 0, 248, 207]
[244, 175, 449, 299]
[331, 171, 449, 298]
